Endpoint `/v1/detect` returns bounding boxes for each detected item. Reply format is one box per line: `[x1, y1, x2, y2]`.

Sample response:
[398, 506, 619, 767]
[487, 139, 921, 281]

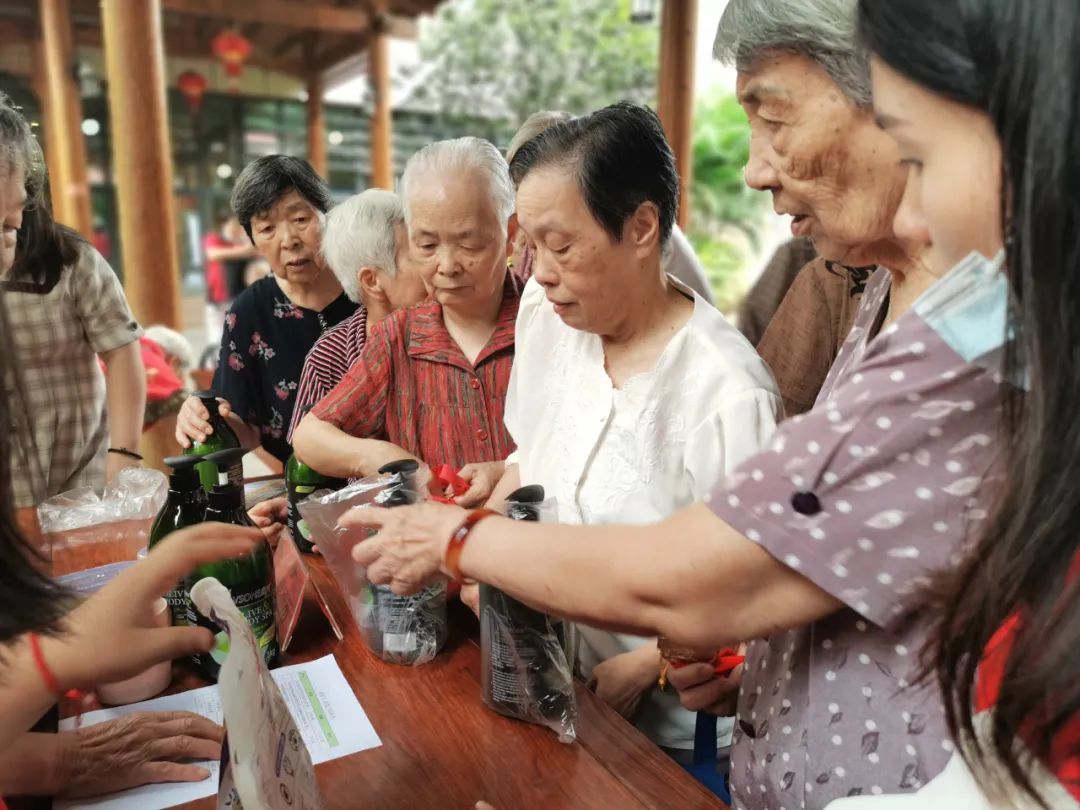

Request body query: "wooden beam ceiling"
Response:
[160, 0, 371, 34]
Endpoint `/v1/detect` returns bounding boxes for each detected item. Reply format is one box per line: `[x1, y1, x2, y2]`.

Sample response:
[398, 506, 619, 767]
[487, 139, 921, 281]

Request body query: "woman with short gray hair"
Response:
[294, 137, 519, 503]
[285, 189, 427, 441]
[175, 155, 358, 468]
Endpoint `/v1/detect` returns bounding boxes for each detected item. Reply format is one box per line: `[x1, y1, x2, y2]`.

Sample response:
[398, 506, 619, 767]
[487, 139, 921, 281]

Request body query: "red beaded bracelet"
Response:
[445, 508, 499, 581]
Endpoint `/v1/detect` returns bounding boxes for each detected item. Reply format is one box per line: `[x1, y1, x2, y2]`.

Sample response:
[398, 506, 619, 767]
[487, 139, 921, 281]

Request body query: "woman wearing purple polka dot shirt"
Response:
[344, 3, 1035, 810]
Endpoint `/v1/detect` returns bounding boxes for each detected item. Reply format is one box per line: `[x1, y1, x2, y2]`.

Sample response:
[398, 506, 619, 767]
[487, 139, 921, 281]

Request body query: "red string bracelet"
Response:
[445, 508, 499, 581]
[28, 633, 89, 724]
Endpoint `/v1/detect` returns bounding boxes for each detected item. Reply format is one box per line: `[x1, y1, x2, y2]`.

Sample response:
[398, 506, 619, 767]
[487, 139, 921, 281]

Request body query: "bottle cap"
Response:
[506, 485, 545, 522]
[163, 454, 202, 492]
[205, 447, 247, 510]
[193, 390, 221, 412]
[378, 459, 420, 479]
[506, 485, 545, 504]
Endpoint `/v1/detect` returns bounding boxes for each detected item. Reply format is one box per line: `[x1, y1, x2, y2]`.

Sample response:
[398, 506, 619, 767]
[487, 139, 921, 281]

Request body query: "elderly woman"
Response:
[505, 110, 715, 305]
[345, 1, 1021, 807]
[292, 138, 518, 490]
[477, 102, 782, 759]
[175, 156, 358, 468]
[286, 189, 427, 442]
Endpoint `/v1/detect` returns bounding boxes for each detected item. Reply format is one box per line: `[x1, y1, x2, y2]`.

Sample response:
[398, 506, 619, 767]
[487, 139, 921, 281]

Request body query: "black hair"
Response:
[0, 94, 84, 292]
[0, 96, 68, 641]
[9, 178, 85, 293]
[860, 0, 1080, 804]
[507, 101, 679, 246]
[230, 155, 332, 241]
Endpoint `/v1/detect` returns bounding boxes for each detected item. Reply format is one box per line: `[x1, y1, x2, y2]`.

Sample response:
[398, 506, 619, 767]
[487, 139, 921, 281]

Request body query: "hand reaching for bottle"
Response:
[175, 395, 232, 448]
[248, 497, 287, 547]
[41, 524, 262, 690]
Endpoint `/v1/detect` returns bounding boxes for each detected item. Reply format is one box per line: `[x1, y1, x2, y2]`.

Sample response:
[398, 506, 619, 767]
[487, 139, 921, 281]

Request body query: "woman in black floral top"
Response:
[176, 156, 357, 466]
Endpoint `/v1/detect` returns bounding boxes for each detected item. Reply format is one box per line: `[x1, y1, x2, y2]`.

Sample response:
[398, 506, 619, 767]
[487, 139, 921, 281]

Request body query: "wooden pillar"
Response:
[658, 0, 697, 231]
[101, 0, 182, 329]
[369, 13, 393, 189]
[38, 0, 93, 236]
[306, 73, 327, 177]
[30, 40, 64, 222]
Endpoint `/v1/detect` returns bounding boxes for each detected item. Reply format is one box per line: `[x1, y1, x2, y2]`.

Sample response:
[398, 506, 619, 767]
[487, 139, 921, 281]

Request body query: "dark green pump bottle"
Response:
[185, 390, 243, 492]
[286, 454, 344, 553]
[149, 455, 208, 626]
[186, 447, 279, 680]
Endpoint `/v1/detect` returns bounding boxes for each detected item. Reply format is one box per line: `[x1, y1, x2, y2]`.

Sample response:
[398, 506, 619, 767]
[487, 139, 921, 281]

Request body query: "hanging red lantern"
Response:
[177, 70, 209, 115]
[211, 29, 253, 89]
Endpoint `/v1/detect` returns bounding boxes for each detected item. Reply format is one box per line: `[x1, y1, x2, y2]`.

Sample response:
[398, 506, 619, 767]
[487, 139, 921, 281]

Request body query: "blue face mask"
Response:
[912, 250, 1011, 368]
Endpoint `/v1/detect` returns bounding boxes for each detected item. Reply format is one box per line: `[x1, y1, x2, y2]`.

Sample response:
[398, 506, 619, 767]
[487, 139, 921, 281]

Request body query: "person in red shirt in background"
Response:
[202, 215, 255, 350]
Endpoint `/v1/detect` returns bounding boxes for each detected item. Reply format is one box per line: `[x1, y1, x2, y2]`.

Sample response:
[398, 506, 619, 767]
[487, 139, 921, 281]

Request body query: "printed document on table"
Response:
[55, 654, 380, 810]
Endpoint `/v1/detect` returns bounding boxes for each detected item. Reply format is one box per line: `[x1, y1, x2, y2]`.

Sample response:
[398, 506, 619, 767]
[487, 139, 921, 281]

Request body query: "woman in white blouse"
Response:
[481, 102, 781, 756]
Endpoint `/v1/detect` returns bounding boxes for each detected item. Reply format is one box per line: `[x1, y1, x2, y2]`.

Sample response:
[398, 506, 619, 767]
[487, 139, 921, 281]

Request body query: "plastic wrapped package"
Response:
[298, 461, 449, 666]
[480, 486, 577, 743]
[38, 468, 168, 573]
[37, 468, 168, 534]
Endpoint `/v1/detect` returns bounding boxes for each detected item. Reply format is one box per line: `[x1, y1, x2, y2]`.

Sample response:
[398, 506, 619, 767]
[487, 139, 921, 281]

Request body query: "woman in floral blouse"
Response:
[174, 156, 357, 467]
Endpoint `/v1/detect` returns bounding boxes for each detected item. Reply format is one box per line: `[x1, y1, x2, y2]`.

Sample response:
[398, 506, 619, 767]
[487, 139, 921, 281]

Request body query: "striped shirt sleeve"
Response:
[310, 318, 392, 439]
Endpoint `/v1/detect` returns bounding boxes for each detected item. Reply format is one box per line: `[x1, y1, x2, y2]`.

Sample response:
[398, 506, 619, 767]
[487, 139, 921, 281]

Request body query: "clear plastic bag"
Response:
[298, 467, 449, 666]
[38, 468, 168, 572]
[37, 468, 168, 534]
[480, 489, 577, 742]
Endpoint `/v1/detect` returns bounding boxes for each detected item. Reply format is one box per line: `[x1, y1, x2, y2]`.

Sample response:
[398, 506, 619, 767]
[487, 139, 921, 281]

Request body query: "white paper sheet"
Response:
[55, 654, 380, 810]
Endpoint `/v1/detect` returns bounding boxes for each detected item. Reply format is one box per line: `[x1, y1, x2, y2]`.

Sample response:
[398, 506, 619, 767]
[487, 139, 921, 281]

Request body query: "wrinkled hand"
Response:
[43, 524, 261, 690]
[105, 451, 142, 484]
[586, 645, 658, 719]
[343, 501, 467, 594]
[175, 395, 232, 448]
[453, 462, 505, 508]
[667, 660, 744, 716]
[56, 711, 223, 798]
[248, 496, 287, 547]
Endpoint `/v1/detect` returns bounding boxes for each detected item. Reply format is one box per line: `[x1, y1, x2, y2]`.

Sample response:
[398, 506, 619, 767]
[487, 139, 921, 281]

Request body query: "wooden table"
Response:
[49, 525, 728, 809]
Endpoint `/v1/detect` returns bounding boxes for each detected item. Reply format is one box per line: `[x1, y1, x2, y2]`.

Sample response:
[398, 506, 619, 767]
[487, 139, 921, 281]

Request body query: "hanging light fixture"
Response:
[211, 28, 254, 91]
[630, 0, 659, 24]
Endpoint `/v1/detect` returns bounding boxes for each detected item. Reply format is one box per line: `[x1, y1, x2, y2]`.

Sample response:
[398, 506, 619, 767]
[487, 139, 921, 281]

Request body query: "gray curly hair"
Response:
[713, 0, 871, 107]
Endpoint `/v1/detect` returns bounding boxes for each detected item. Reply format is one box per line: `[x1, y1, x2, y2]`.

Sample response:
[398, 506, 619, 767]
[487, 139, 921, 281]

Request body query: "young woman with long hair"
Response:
[1, 99, 146, 509]
[836, 0, 1080, 806]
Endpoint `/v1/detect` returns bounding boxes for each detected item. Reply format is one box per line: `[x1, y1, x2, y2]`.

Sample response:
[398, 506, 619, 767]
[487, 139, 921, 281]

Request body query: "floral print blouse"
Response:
[212, 274, 357, 463]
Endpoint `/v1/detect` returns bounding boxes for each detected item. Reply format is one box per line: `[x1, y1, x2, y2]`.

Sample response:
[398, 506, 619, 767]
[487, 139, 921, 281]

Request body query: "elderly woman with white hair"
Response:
[286, 189, 426, 442]
[293, 138, 518, 498]
[175, 156, 357, 468]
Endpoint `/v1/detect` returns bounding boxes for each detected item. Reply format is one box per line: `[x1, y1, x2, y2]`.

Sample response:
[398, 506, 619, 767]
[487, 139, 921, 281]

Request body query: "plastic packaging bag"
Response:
[480, 487, 577, 742]
[298, 467, 449, 666]
[38, 468, 168, 573]
[37, 468, 168, 534]
[190, 577, 324, 810]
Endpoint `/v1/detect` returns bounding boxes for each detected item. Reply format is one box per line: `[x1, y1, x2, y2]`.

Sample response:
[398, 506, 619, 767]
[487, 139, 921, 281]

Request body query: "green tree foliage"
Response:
[409, 1, 768, 307]
[408, 0, 659, 143]
[688, 90, 769, 310]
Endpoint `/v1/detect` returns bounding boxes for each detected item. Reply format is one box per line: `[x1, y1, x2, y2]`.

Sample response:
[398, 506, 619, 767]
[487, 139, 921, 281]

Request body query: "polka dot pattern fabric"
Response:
[708, 264, 1011, 809]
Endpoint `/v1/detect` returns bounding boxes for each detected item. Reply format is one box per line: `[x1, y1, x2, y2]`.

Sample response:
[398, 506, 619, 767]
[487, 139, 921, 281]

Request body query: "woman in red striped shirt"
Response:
[293, 138, 519, 506]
